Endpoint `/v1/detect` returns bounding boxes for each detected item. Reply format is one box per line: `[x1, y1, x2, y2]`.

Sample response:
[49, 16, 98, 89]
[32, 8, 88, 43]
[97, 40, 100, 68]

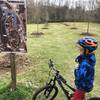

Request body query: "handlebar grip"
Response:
[48, 59, 54, 68]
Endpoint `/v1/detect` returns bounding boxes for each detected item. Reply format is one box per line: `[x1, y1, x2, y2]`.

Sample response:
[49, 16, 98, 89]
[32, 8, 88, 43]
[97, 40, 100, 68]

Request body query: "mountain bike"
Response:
[32, 59, 100, 100]
[32, 59, 75, 100]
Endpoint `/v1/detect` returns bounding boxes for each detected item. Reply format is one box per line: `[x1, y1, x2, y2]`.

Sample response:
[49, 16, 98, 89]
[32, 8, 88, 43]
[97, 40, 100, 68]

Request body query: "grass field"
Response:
[0, 22, 100, 100]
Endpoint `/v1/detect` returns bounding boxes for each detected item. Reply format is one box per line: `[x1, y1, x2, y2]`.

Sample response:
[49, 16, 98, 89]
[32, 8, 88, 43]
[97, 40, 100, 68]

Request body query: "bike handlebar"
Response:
[48, 59, 59, 74]
[48, 59, 54, 68]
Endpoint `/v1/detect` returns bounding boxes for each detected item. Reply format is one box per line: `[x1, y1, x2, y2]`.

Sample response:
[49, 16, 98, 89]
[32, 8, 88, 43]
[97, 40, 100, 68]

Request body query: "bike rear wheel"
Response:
[32, 85, 58, 100]
[88, 97, 100, 100]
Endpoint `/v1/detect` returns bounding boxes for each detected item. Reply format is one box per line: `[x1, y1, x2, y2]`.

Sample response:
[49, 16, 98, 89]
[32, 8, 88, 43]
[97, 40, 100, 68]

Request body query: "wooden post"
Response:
[87, 21, 90, 33]
[10, 52, 16, 91]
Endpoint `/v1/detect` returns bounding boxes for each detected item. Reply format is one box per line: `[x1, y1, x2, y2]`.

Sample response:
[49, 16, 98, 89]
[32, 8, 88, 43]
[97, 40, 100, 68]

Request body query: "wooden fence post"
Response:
[10, 52, 16, 91]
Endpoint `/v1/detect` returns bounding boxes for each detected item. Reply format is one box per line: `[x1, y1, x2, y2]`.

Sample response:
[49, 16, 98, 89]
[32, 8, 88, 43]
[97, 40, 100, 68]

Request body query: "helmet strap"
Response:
[84, 48, 87, 55]
[84, 48, 90, 55]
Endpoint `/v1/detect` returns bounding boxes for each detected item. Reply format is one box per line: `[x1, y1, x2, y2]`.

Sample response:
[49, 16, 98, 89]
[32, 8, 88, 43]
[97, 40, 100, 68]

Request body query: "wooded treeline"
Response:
[27, 0, 100, 23]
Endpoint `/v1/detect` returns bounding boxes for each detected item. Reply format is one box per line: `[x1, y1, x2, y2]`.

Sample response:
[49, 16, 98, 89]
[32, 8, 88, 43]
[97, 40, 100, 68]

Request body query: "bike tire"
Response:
[88, 97, 100, 100]
[32, 85, 58, 100]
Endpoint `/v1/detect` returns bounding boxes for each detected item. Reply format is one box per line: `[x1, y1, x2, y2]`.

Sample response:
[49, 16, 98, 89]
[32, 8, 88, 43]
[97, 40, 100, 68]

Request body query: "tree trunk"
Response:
[87, 21, 90, 33]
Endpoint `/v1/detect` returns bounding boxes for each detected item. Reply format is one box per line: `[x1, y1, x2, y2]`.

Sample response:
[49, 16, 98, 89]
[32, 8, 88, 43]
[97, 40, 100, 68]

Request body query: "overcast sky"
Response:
[33, 0, 98, 10]
[49, 0, 97, 10]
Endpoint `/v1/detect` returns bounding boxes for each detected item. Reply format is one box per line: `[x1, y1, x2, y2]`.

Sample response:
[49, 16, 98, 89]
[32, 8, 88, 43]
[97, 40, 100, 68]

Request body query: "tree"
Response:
[95, 1, 100, 22]
[27, 0, 35, 23]
[27, 0, 99, 24]
[86, 0, 96, 33]
[42, 0, 50, 29]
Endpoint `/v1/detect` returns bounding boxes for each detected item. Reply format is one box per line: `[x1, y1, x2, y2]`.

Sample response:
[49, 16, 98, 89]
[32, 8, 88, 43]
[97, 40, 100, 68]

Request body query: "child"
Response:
[73, 37, 98, 100]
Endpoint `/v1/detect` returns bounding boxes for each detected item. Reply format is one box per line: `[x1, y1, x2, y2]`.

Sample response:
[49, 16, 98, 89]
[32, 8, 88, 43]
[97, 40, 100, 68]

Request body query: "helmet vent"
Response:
[87, 40, 91, 43]
[94, 42, 97, 44]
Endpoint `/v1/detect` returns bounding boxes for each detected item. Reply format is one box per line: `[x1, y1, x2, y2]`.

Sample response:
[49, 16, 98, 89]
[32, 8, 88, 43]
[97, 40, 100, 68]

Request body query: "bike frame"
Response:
[47, 59, 76, 100]
[48, 70, 75, 100]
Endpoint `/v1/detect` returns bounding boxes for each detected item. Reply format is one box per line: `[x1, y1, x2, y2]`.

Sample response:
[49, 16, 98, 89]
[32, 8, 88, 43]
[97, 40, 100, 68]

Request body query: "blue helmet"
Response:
[77, 37, 98, 52]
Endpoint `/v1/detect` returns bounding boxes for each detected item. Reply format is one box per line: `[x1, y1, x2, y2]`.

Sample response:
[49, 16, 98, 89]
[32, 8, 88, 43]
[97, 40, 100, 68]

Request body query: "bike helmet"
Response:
[77, 37, 98, 53]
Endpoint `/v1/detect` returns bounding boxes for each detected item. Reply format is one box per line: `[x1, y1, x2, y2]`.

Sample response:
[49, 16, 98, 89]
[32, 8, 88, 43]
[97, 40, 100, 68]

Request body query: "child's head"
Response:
[77, 37, 98, 55]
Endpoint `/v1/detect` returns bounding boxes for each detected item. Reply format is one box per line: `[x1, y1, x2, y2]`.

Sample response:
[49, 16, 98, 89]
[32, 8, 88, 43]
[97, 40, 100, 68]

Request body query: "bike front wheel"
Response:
[32, 85, 58, 100]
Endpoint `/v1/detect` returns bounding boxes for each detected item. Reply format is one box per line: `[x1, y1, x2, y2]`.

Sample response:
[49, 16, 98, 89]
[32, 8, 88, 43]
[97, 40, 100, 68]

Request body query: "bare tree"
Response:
[64, 0, 70, 21]
[87, 0, 96, 33]
[27, 0, 99, 24]
[27, 0, 36, 23]
[95, 0, 100, 22]
[43, 0, 50, 28]
[70, 0, 77, 29]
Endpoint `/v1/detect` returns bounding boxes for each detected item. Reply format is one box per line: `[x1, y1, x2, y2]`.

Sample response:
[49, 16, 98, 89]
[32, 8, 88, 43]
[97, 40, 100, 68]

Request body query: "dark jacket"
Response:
[74, 53, 96, 92]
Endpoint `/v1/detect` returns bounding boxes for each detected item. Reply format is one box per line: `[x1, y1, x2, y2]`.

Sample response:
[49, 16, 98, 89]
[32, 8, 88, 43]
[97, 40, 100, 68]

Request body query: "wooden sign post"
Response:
[0, 0, 27, 91]
[10, 53, 16, 91]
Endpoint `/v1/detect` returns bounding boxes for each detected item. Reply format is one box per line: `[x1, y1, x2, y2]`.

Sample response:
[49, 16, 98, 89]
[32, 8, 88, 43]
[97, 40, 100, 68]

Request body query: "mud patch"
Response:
[41, 27, 49, 29]
[0, 53, 31, 76]
[63, 23, 70, 26]
[31, 32, 44, 36]
[70, 27, 78, 30]
[80, 32, 98, 36]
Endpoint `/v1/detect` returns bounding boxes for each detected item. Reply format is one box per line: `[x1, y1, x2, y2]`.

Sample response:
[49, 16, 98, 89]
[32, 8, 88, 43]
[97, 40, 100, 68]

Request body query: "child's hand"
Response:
[75, 64, 79, 68]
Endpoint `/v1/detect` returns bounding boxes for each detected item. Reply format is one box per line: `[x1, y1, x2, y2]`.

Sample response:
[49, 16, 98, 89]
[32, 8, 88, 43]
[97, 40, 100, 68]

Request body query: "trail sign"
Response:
[0, 0, 27, 91]
[0, 0, 27, 53]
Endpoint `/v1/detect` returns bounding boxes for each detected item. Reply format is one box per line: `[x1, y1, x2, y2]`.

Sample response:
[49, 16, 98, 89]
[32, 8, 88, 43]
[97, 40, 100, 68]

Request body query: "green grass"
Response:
[0, 84, 33, 100]
[0, 22, 100, 100]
